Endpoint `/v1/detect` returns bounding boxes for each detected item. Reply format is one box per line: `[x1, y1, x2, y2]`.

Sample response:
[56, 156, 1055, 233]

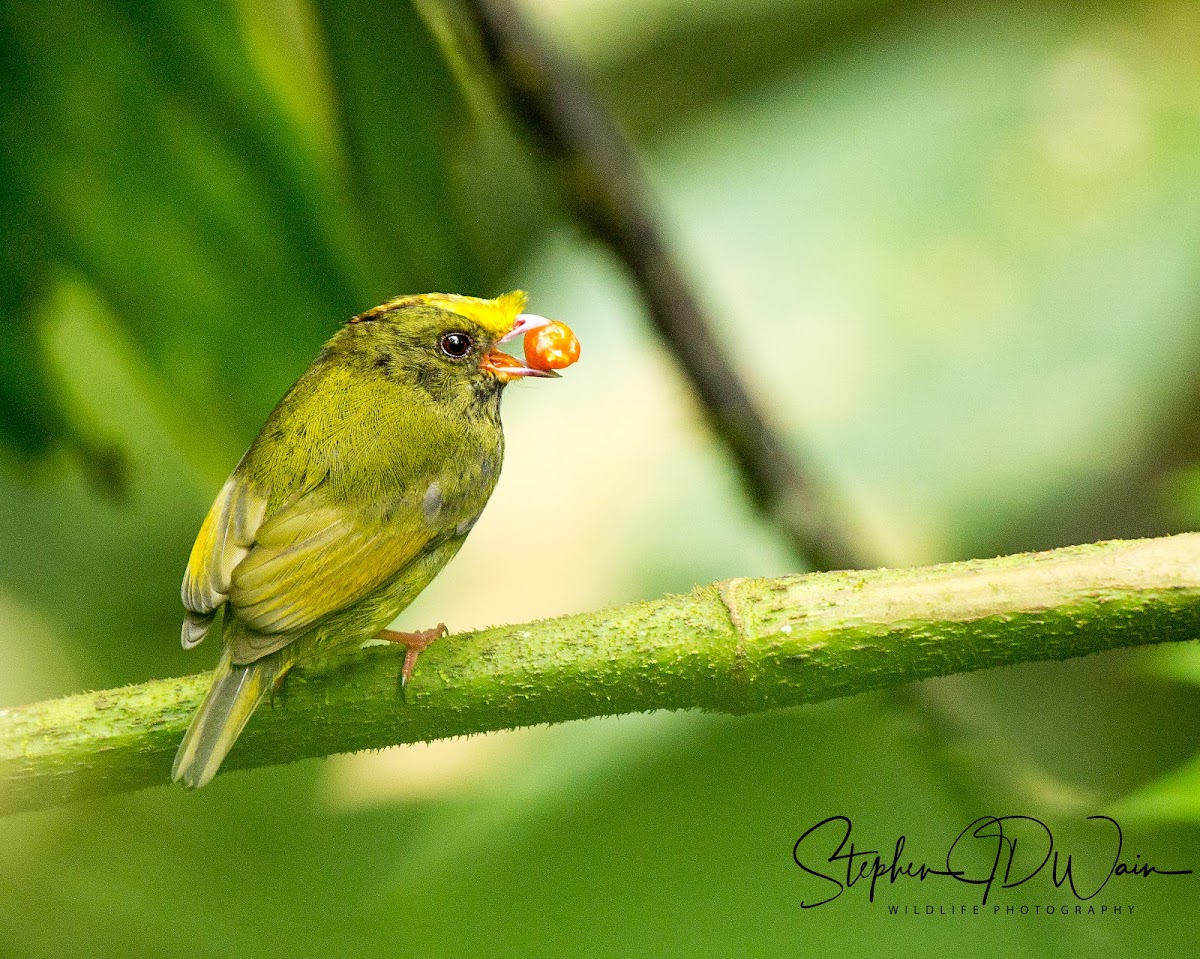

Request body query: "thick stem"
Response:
[2, 534, 1198, 815]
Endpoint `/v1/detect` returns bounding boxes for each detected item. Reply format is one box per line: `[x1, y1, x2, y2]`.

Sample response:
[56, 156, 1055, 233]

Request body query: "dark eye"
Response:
[440, 332, 473, 359]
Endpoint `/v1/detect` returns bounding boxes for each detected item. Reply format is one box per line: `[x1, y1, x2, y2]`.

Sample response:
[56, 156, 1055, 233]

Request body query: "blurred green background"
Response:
[3, 0, 1200, 954]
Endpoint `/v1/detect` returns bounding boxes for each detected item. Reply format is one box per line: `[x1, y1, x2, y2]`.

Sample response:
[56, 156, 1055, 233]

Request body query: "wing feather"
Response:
[181, 477, 268, 618]
[225, 489, 435, 644]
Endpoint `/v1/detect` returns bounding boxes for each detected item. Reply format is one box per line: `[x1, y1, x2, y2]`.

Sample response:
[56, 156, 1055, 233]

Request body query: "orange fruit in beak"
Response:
[524, 320, 581, 371]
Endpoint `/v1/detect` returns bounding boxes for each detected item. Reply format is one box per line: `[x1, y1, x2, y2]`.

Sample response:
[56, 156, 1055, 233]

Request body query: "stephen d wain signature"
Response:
[792, 815, 1192, 908]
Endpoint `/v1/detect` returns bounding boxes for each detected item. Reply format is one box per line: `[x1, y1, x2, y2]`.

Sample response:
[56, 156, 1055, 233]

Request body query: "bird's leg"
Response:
[375, 623, 448, 687]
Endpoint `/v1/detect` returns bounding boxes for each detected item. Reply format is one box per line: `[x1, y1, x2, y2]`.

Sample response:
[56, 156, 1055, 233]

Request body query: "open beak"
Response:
[481, 349, 560, 381]
[498, 313, 553, 344]
[483, 313, 560, 381]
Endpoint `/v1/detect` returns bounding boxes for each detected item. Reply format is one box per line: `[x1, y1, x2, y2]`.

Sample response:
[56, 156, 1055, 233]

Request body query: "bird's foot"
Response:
[375, 623, 448, 687]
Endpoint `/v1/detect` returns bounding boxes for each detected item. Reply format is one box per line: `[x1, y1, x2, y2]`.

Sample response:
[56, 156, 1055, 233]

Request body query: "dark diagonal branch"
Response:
[435, 0, 864, 571]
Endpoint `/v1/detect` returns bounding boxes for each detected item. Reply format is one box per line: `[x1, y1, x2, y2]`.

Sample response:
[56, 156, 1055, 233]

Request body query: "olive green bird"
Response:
[172, 291, 559, 789]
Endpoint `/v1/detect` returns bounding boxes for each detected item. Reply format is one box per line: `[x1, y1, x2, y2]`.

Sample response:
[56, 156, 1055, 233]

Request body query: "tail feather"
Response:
[172, 651, 282, 789]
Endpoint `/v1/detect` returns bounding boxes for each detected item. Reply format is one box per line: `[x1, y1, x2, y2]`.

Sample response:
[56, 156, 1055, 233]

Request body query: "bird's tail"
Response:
[172, 650, 282, 789]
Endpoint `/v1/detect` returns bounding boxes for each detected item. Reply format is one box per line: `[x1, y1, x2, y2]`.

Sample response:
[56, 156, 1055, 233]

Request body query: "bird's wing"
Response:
[227, 489, 434, 637]
[180, 476, 269, 647]
[182, 472, 447, 661]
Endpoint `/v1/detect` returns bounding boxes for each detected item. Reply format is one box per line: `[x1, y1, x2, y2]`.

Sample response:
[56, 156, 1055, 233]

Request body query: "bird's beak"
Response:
[481, 349, 560, 381]
[483, 313, 560, 381]
[498, 313, 553, 344]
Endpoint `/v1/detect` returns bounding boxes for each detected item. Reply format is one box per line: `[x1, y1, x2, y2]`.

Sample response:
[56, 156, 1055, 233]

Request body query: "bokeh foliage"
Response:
[2, 0, 1200, 955]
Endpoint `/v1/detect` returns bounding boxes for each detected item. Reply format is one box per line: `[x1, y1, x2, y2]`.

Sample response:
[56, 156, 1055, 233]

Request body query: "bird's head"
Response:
[338, 291, 559, 410]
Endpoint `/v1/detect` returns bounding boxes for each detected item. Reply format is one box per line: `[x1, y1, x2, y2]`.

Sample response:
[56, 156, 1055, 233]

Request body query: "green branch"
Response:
[3, 534, 1199, 815]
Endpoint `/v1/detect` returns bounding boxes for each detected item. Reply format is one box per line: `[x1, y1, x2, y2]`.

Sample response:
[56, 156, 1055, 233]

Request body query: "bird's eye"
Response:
[440, 332, 473, 359]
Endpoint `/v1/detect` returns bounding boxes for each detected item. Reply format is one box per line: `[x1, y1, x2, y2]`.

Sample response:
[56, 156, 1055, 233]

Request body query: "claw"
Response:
[376, 623, 448, 687]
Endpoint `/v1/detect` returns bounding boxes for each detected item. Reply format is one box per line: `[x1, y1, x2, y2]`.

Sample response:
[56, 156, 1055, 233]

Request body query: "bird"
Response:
[171, 291, 564, 789]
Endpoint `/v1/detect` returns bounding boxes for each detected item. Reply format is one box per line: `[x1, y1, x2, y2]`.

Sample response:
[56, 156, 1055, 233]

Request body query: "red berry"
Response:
[524, 321, 581, 371]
